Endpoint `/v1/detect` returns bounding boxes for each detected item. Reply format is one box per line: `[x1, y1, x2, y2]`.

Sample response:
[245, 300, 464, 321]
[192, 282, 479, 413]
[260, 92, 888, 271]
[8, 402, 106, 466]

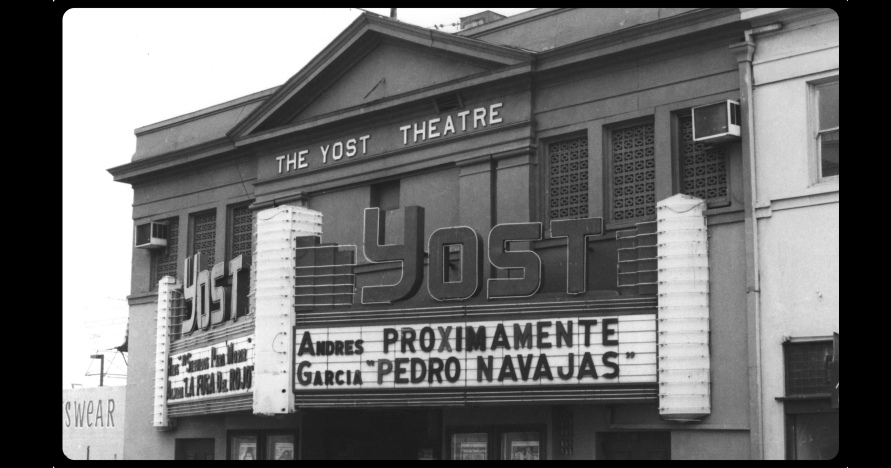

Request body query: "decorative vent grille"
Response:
[785, 341, 834, 396]
[680, 116, 729, 206]
[154, 218, 179, 287]
[547, 136, 589, 221]
[434, 94, 462, 114]
[193, 211, 216, 267]
[231, 206, 253, 260]
[610, 123, 656, 223]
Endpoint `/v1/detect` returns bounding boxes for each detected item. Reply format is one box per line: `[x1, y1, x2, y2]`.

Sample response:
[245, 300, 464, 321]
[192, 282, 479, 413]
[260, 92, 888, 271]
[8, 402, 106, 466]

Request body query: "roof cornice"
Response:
[108, 137, 240, 185]
[535, 8, 744, 71]
[135, 87, 277, 136]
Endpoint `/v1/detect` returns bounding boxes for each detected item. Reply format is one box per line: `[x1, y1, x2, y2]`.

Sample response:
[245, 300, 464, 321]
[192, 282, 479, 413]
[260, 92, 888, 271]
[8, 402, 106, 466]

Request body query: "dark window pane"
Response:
[230, 435, 258, 460]
[791, 413, 839, 460]
[821, 130, 839, 177]
[785, 341, 834, 396]
[818, 82, 839, 131]
[501, 432, 542, 460]
[266, 434, 295, 460]
[452, 433, 488, 460]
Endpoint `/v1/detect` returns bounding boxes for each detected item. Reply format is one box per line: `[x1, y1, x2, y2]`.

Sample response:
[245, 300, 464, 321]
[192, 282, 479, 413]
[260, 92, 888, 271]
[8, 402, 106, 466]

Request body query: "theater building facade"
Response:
[108, 8, 838, 460]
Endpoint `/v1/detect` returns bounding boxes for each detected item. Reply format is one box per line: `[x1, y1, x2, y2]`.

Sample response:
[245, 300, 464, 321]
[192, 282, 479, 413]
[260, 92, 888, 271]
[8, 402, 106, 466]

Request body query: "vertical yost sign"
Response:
[253, 206, 322, 415]
[154, 276, 179, 429]
[656, 194, 712, 421]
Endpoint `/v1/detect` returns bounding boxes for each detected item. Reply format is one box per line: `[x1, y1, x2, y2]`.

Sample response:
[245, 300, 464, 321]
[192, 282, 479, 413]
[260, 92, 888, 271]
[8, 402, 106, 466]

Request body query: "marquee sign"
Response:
[295, 315, 657, 391]
[154, 195, 712, 421]
[166, 335, 255, 403]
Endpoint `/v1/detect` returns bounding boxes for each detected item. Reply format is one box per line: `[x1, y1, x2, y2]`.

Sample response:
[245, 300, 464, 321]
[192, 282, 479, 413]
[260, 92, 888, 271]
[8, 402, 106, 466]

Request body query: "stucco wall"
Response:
[751, 11, 839, 460]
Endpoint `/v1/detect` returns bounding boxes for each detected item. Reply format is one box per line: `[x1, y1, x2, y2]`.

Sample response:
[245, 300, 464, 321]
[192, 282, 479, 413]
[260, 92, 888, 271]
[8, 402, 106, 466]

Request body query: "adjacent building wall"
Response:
[750, 9, 839, 460]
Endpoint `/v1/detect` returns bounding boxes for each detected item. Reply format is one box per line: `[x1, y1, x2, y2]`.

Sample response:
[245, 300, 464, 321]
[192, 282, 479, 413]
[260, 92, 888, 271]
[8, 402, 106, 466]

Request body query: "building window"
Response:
[546, 136, 589, 222]
[815, 79, 839, 178]
[609, 122, 656, 224]
[152, 217, 179, 289]
[228, 431, 296, 460]
[191, 210, 217, 268]
[175, 438, 215, 460]
[371, 179, 402, 245]
[447, 426, 546, 460]
[782, 339, 839, 460]
[451, 431, 491, 460]
[679, 115, 730, 207]
[786, 412, 839, 460]
[784, 340, 833, 396]
[230, 205, 253, 261]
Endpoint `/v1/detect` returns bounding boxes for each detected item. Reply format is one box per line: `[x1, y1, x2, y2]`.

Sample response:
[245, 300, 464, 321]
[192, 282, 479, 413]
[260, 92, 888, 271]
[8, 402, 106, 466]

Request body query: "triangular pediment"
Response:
[292, 42, 493, 123]
[230, 14, 531, 138]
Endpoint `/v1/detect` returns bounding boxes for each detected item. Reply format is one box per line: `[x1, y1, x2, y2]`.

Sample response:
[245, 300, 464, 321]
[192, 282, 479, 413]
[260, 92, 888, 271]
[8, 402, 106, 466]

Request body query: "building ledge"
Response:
[127, 291, 158, 306]
[775, 394, 831, 402]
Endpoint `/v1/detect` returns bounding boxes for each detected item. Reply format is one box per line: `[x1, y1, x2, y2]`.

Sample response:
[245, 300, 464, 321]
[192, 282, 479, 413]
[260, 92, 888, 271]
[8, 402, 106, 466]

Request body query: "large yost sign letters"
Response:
[360, 206, 603, 304]
[180, 252, 251, 335]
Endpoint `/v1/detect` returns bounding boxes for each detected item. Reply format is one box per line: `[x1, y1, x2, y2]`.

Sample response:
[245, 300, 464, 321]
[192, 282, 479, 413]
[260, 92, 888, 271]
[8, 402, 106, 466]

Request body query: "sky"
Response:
[62, 8, 536, 389]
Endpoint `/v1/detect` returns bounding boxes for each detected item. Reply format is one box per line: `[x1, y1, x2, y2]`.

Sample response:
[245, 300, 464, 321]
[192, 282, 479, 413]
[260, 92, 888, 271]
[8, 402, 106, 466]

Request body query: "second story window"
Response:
[152, 218, 179, 288]
[546, 136, 589, 222]
[679, 114, 730, 207]
[230, 205, 253, 261]
[191, 210, 217, 268]
[609, 122, 656, 225]
[815, 80, 839, 178]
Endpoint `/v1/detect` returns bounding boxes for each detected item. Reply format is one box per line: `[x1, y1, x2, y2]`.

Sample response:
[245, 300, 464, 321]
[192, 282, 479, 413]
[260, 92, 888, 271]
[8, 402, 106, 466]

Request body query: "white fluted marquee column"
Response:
[153, 276, 179, 429]
[657, 194, 712, 421]
[253, 205, 322, 415]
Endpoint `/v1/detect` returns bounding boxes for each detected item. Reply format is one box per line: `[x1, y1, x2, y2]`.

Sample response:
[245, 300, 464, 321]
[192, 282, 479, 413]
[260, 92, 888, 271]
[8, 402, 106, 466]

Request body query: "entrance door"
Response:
[175, 438, 215, 460]
[600, 432, 670, 461]
[303, 409, 440, 460]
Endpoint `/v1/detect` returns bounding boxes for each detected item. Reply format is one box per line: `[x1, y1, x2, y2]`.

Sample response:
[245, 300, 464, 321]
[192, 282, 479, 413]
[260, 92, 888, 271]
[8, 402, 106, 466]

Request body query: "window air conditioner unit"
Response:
[692, 100, 741, 144]
[135, 221, 168, 249]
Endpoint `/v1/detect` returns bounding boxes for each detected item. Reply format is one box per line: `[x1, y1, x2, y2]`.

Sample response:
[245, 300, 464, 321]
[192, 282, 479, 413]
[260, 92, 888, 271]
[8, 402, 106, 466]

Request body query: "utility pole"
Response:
[390, 8, 397, 19]
[91, 354, 105, 387]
